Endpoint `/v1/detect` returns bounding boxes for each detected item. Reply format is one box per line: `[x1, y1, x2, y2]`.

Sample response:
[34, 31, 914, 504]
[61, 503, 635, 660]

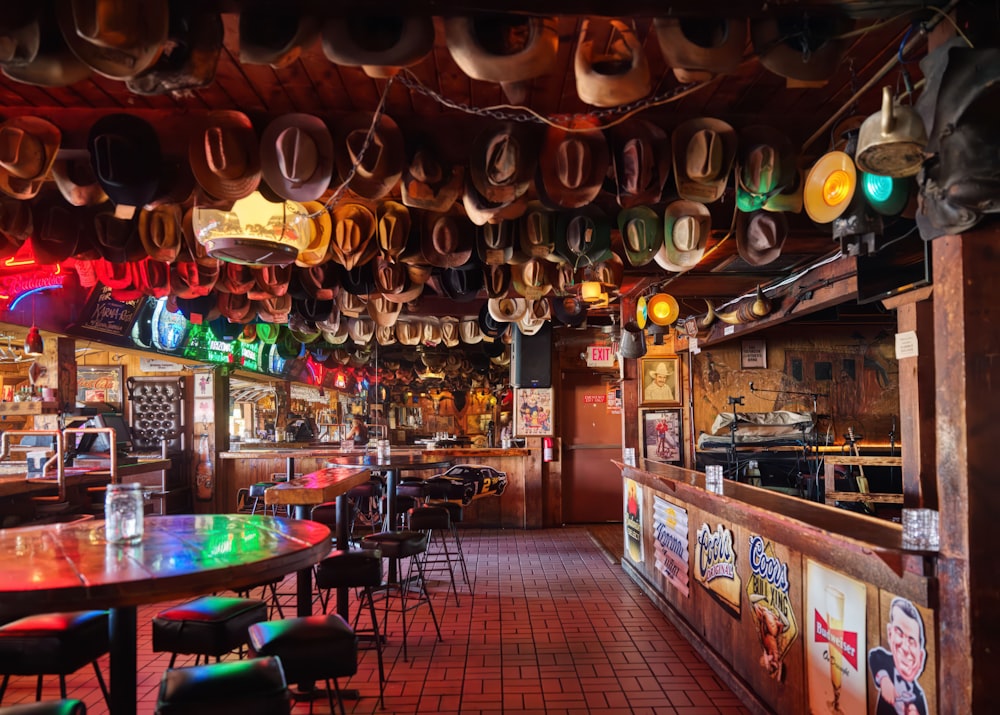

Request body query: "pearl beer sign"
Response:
[694, 522, 741, 615]
[745, 535, 798, 681]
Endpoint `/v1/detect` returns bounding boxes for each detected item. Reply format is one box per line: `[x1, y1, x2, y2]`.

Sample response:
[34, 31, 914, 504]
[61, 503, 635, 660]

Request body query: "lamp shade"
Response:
[191, 191, 312, 266]
[580, 280, 603, 303]
[647, 292, 679, 326]
[804, 150, 856, 224]
[24, 325, 43, 356]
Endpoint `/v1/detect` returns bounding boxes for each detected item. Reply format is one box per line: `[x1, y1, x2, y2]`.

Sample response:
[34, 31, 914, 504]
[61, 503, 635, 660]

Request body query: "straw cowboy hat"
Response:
[537, 117, 609, 210]
[477, 220, 515, 266]
[334, 112, 405, 201]
[487, 296, 527, 323]
[737, 210, 789, 267]
[735, 125, 797, 213]
[138, 204, 182, 263]
[260, 114, 334, 203]
[606, 119, 671, 208]
[126, 4, 223, 95]
[375, 200, 410, 262]
[648, 361, 673, 380]
[462, 177, 528, 226]
[470, 122, 540, 206]
[321, 12, 434, 79]
[2, 6, 90, 87]
[420, 212, 473, 268]
[295, 201, 333, 268]
[239, 6, 318, 69]
[89, 113, 162, 216]
[511, 258, 553, 301]
[395, 318, 422, 346]
[189, 111, 260, 201]
[367, 293, 402, 327]
[618, 206, 663, 267]
[374, 259, 425, 304]
[654, 17, 746, 83]
[55, 0, 169, 80]
[400, 141, 464, 213]
[329, 203, 378, 271]
[458, 316, 483, 344]
[0, 116, 60, 200]
[551, 261, 578, 297]
[655, 200, 711, 272]
[574, 19, 650, 108]
[672, 117, 737, 204]
[445, 15, 558, 102]
[750, 11, 852, 85]
[555, 208, 613, 268]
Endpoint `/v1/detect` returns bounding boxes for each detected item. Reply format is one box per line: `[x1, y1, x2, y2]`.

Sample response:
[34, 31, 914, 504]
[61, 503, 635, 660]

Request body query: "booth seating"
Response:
[248, 615, 357, 715]
[0, 612, 109, 708]
[315, 549, 385, 706]
[406, 505, 461, 604]
[0, 700, 85, 715]
[360, 530, 443, 661]
[152, 597, 267, 668]
[155, 656, 290, 715]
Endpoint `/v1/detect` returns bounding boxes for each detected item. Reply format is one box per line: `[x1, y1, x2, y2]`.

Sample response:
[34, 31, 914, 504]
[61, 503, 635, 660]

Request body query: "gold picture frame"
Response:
[638, 357, 680, 406]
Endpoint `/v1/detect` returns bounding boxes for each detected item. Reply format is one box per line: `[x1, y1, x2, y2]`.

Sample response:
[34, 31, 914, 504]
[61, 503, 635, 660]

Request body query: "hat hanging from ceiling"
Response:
[655, 200, 711, 272]
[260, 114, 334, 203]
[51, 154, 107, 206]
[477, 219, 515, 266]
[445, 14, 558, 103]
[321, 12, 434, 79]
[487, 296, 527, 323]
[440, 316, 460, 348]
[400, 140, 464, 213]
[374, 323, 397, 346]
[763, 168, 805, 214]
[0, 7, 40, 68]
[440, 261, 484, 302]
[555, 208, 613, 268]
[462, 176, 528, 226]
[511, 257, 553, 300]
[374, 258, 423, 303]
[295, 201, 333, 267]
[334, 112, 405, 201]
[421, 318, 442, 347]
[0, 116, 59, 200]
[736, 125, 797, 213]
[125, 4, 222, 95]
[93, 210, 141, 263]
[654, 16, 746, 83]
[420, 212, 473, 268]
[551, 261, 578, 297]
[55, 0, 169, 80]
[574, 19, 650, 108]
[537, 117, 609, 209]
[189, 111, 261, 201]
[3, 4, 90, 87]
[30, 190, 80, 264]
[551, 294, 588, 328]
[329, 202, 378, 271]
[0, 194, 32, 247]
[606, 119, 671, 208]
[515, 203, 560, 262]
[88, 113, 162, 217]
[458, 316, 483, 344]
[217, 291, 252, 323]
[672, 117, 736, 204]
[367, 293, 402, 328]
[618, 206, 662, 267]
[470, 121, 540, 206]
[376, 200, 410, 262]
[239, 6, 318, 68]
[192, 191, 311, 267]
[737, 210, 789, 267]
[483, 263, 512, 299]
[297, 263, 337, 300]
[517, 300, 548, 336]
[750, 10, 852, 85]
[582, 251, 624, 293]
[138, 203, 182, 262]
[395, 319, 422, 346]
[250, 264, 292, 300]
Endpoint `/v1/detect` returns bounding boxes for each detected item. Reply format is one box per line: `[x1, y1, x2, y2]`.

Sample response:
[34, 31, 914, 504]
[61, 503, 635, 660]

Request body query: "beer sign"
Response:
[746, 535, 798, 681]
[694, 522, 742, 615]
[653, 496, 689, 596]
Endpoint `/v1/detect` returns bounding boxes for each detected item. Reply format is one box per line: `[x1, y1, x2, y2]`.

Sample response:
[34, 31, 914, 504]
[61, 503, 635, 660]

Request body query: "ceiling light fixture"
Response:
[24, 297, 43, 357]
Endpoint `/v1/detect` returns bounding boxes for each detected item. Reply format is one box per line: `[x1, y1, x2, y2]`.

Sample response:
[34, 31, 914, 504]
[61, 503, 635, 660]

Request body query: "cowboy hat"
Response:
[337, 287, 368, 319]
[462, 177, 528, 226]
[421, 319, 443, 347]
[93, 210, 141, 262]
[439, 261, 484, 302]
[511, 258, 553, 301]
[480, 302, 512, 342]
[239, 7, 318, 69]
[294, 201, 333, 267]
[189, 111, 261, 201]
[374, 323, 398, 346]
[575, 19, 650, 108]
[537, 117, 609, 209]
[400, 140, 464, 213]
[0, 8, 40, 67]
[374, 258, 425, 304]
[334, 112, 405, 201]
[321, 12, 434, 79]
[750, 11, 852, 85]
[470, 122, 540, 206]
[367, 293, 401, 328]
[375, 200, 410, 262]
[555, 208, 613, 268]
[420, 212, 473, 268]
[338, 263, 378, 297]
[0, 116, 60, 200]
[2, 6, 90, 87]
[329, 202, 378, 271]
[125, 4, 222, 95]
[517, 202, 561, 262]
[606, 119, 671, 208]
[445, 15, 558, 102]
[483, 263, 511, 299]
[551, 261, 579, 297]
[655, 200, 711, 272]
[51, 154, 107, 206]
[217, 291, 253, 324]
[648, 361, 673, 379]
[552, 294, 588, 328]
[737, 210, 788, 267]
[582, 252, 624, 293]
[138, 203, 182, 262]
[256, 293, 292, 324]
[487, 296, 527, 323]
[477, 219, 516, 266]
[55, 0, 169, 80]
[458, 316, 483, 344]
[89, 113, 163, 217]
[260, 114, 334, 203]
[618, 206, 662, 267]
[654, 17, 746, 83]
[672, 117, 737, 204]
[250, 264, 292, 300]
[30, 190, 80, 264]
[735, 125, 797, 213]
[395, 318, 422, 346]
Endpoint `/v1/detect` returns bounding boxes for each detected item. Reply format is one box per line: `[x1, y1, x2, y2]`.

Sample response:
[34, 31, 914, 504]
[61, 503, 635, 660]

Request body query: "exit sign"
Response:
[587, 345, 616, 367]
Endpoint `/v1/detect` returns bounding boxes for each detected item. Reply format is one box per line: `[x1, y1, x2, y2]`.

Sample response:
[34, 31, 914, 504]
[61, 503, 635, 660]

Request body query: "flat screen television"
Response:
[855, 229, 931, 305]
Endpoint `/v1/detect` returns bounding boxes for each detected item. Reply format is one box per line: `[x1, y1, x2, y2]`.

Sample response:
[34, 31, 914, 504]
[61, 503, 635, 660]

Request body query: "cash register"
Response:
[66, 413, 138, 468]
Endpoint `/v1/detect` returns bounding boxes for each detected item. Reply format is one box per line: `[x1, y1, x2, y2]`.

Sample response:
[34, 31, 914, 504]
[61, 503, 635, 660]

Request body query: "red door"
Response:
[561, 371, 623, 523]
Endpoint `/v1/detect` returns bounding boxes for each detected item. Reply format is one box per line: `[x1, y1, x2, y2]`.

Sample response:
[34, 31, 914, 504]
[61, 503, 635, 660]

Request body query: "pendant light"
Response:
[24, 297, 43, 357]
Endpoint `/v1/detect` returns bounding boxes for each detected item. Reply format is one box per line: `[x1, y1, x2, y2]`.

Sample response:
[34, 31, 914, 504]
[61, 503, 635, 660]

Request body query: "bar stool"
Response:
[346, 478, 384, 537]
[406, 505, 460, 604]
[155, 656, 290, 715]
[247, 615, 357, 715]
[0, 611, 110, 707]
[424, 481, 472, 591]
[314, 549, 385, 706]
[235, 579, 285, 620]
[248, 482, 278, 516]
[360, 530, 443, 661]
[0, 700, 85, 715]
[152, 596, 267, 668]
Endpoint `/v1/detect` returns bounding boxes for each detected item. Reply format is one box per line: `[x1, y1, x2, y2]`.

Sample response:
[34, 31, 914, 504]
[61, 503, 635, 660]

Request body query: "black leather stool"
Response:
[152, 596, 267, 668]
[248, 615, 357, 715]
[406, 505, 460, 604]
[0, 700, 85, 715]
[315, 549, 385, 705]
[346, 478, 384, 537]
[361, 530, 443, 661]
[155, 655, 290, 715]
[425, 499, 472, 590]
[248, 482, 277, 516]
[0, 611, 109, 707]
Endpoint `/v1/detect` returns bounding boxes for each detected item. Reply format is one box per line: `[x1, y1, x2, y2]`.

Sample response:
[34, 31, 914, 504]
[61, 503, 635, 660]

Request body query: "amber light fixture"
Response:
[24, 297, 43, 357]
[647, 293, 679, 326]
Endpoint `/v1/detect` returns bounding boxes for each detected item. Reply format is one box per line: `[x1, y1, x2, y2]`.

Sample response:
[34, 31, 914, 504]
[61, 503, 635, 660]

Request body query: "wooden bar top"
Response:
[263, 466, 373, 506]
[220, 447, 529, 459]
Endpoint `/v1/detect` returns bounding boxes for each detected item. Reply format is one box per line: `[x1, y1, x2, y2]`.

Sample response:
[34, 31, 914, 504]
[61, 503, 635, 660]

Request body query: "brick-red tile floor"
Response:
[0, 527, 750, 714]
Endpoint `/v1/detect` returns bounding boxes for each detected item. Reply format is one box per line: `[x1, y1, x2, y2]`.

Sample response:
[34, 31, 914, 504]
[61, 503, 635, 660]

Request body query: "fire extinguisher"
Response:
[543, 437, 554, 463]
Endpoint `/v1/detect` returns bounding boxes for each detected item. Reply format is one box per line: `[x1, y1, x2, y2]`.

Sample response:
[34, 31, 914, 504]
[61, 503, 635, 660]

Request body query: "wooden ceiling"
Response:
[0, 1, 957, 328]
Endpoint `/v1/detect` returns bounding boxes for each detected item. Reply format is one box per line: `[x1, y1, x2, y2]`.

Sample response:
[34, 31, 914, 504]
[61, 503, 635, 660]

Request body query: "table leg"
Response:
[335, 493, 350, 618]
[286, 457, 294, 482]
[296, 565, 312, 618]
[384, 468, 399, 582]
[109, 605, 137, 715]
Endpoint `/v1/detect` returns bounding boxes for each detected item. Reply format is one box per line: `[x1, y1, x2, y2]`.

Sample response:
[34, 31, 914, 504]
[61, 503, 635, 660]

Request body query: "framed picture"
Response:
[640, 408, 682, 463]
[514, 387, 554, 437]
[77, 365, 123, 411]
[741, 339, 767, 369]
[194, 371, 214, 398]
[639, 357, 680, 406]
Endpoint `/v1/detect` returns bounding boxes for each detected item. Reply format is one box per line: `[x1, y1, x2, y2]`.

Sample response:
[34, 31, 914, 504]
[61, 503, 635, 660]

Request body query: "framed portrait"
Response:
[514, 387, 554, 437]
[640, 408, 682, 463]
[639, 357, 680, 406]
[76, 365, 123, 411]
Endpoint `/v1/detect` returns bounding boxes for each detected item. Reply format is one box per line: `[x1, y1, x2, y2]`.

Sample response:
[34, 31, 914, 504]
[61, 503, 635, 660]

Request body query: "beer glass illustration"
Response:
[825, 585, 845, 714]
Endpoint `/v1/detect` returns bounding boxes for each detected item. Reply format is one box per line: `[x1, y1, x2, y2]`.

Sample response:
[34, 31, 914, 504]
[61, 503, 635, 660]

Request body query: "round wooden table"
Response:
[0, 513, 331, 715]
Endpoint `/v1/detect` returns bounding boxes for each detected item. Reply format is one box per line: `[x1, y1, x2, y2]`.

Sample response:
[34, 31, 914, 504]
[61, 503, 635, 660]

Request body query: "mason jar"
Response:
[105, 483, 144, 545]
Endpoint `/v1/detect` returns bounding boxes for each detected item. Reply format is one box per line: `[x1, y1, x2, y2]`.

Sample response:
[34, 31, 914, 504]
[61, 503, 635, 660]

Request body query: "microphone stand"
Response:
[726, 395, 744, 480]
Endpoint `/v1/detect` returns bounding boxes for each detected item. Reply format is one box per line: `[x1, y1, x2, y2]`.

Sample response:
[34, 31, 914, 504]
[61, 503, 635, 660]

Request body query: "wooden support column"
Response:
[932, 228, 1000, 714]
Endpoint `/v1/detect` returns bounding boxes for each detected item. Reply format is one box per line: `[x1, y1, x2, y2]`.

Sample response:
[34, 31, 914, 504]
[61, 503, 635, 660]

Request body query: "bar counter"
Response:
[618, 459, 939, 715]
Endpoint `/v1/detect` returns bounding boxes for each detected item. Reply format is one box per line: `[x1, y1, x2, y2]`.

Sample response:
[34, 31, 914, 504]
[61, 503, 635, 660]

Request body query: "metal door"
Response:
[561, 372, 623, 523]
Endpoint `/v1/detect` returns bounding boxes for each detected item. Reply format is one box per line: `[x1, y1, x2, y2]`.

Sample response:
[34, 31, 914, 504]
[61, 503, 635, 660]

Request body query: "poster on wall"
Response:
[194, 371, 214, 398]
[806, 560, 867, 715]
[624, 478, 643, 564]
[694, 522, 742, 616]
[653, 496, 689, 596]
[639, 408, 682, 463]
[513, 387, 554, 436]
[745, 534, 798, 682]
[868, 594, 936, 715]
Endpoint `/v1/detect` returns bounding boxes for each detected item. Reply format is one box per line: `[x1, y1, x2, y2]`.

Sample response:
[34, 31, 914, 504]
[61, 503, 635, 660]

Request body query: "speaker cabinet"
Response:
[512, 323, 552, 388]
